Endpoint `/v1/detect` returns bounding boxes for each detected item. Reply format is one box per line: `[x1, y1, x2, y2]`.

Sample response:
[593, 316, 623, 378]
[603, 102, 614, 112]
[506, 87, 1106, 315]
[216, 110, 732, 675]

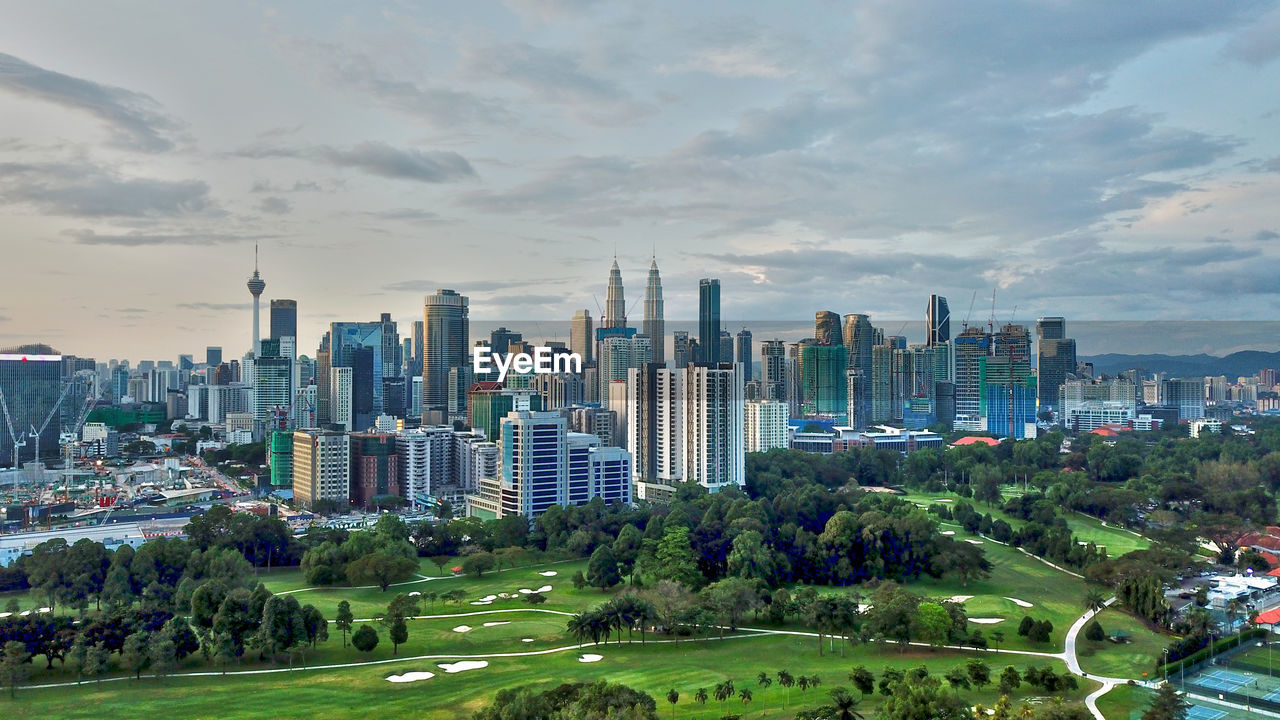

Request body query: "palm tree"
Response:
[777, 670, 795, 710]
[695, 687, 708, 717]
[567, 614, 591, 648]
[828, 688, 866, 720]
[809, 675, 822, 691]
[714, 681, 735, 716]
[666, 689, 679, 720]
[757, 671, 772, 694]
[738, 687, 753, 710]
[991, 630, 1005, 653]
[798, 675, 811, 694]
[1084, 589, 1106, 614]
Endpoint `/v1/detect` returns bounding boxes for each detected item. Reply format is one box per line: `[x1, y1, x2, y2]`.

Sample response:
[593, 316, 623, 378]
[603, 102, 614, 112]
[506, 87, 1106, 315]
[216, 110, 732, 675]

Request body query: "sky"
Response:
[0, 0, 1278, 361]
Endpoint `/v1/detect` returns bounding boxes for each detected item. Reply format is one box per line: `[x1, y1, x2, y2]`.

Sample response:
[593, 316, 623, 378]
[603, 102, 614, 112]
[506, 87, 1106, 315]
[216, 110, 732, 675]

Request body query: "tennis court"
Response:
[1186, 706, 1226, 720]
[1186, 706, 1227, 720]
[1190, 669, 1254, 692]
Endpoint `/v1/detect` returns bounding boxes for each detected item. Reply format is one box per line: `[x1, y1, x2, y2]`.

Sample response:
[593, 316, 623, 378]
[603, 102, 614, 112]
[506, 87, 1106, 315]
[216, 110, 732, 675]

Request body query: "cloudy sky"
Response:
[1, 0, 1279, 361]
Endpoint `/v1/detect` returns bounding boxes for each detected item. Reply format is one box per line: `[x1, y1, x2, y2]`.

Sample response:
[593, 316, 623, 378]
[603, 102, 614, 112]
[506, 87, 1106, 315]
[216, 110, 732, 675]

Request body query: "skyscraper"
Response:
[253, 338, 293, 424]
[205, 346, 222, 367]
[0, 348, 62, 466]
[673, 331, 692, 368]
[842, 314, 874, 428]
[270, 299, 297, 340]
[953, 326, 992, 426]
[603, 258, 626, 330]
[798, 340, 847, 418]
[683, 363, 745, 490]
[927, 295, 950, 347]
[760, 339, 786, 402]
[643, 255, 665, 364]
[735, 328, 753, 381]
[571, 310, 594, 365]
[698, 278, 721, 363]
[489, 327, 522, 355]
[423, 289, 469, 414]
[246, 244, 266, 355]
[1036, 317, 1076, 410]
[815, 311, 841, 346]
[719, 330, 733, 365]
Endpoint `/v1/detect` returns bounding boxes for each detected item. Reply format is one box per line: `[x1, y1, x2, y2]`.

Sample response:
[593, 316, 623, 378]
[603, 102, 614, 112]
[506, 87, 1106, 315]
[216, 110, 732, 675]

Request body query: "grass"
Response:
[1074, 609, 1171, 680]
[8, 632, 1096, 720]
[1096, 683, 1147, 720]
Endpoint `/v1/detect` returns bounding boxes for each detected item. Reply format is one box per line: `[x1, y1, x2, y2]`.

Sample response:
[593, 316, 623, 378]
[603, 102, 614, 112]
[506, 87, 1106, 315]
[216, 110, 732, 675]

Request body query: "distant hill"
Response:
[1080, 350, 1280, 378]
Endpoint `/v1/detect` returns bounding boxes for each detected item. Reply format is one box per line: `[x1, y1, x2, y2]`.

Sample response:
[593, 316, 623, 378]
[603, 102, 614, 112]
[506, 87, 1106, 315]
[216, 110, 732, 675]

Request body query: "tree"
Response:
[777, 670, 795, 709]
[430, 555, 453, 576]
[695, 688, 708, 714]
[1141, 683, 1190, 720]
[944, 666, 971, 693]
[914, 602, 952, 648]
[880, 676, 967, 720]
[525, 592, 548, 606]
[1, 641, 31, 698]
[352, 624, 379, 654]
[255, 595, 307, 662]
[381, 593, 420, 655]
[302, 604, 329, 648]
[966, 659, 991, 690]
[1084, 619, 1105, 642]
[346, 551, 417, 591]
[998, 666, 1022, 695]
[849, 666, 874, 696]
[121, 632, 151, 680]
[614, 525, 644, 583]
[666, 688, 679, 719]
[587, 545, 622, 590]
[1084, 589, 1107, 614]
[713, 680, 736, 715]
[991, 630, 1005, 653]
[461, 552, 497, 578]
[336, 600, 354, 648]
[757, 671, 773, 694]
[150, 629, 178, 681]
[83, 642, 109, 686]
[388, 617, 408, 655]
[652, 526, 701, 587]
[828, 687, 867, 720]
[738, 687, 753, 709]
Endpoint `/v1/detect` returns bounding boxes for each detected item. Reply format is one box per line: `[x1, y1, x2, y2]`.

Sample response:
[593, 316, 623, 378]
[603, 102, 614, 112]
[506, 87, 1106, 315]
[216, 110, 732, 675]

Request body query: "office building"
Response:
[926, 295, 950, 347]
[735, 328, 753, 381]
[760, 339, 786, 403]
[698, 279, 721, 363]
[489, 327, 521, 355]
[815, 311, 841, 346]
[1036, 317, 1076, 410]
[270, 299, 297, 340]
[1162, 378, 1206, 421]
[570, 310, 594, 365]
[423, 289, 469, 415]
[291, 430, 350, 510]
[798, 340, 847, 419]
[469, 384, 541, 442]
[597, 329, 651, 409]
[953, 326, 992, 427]
[744, 400, 788, 452]
[842, 314, 874, 428]
[206, 346, 223, 368]
[643, 256, 664, 364]
[350, 433, 400, 509]
[603, 258, 626, 330]
[253, 338, 293, 424]
[0, 349, 63, 466]
[673, 331, 692, 368]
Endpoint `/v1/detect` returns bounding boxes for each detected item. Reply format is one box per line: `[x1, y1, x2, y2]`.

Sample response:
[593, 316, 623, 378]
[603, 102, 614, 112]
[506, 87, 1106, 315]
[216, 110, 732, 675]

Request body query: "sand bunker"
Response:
[522, 638, 535, 643]
[964, 539, 984, 545]
[941, 530, 956, 536]
[969, 618, 1005, 625]
[936, 498, 953, 502]
[539, 571, 558, 577]
[438, 661, 488, 673]
[535, 585, 552, 593]
[518, 588, 534, 594]
[470, 601, 491, 606]
[452, 625, 473, 633]
[483, 621, 510, 627]
[1003, 597, 1034, 608]
[387, 671, 435, 683]
[479, 595, 498, 602]
[579, 654, 603, 663]
[409, 591, 421, 597]
[946, 595, 973, 603]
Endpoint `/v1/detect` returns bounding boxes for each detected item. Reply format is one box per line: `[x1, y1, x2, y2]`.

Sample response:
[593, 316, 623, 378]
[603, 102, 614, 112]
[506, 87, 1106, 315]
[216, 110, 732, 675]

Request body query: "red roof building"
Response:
[952, 436, 1000, 447]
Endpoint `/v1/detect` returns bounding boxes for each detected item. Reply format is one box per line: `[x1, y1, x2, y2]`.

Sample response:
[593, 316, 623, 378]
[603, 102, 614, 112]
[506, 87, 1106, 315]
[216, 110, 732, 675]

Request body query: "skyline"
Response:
[1, 2, 1280, 358]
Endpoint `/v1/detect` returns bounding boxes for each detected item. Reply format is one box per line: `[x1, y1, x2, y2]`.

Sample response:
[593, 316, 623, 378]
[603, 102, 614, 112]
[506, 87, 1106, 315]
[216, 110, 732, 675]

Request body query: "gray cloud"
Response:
[0, 161, 212, 217]
[250, 179, 325, 193]
[236, 141, 476, 183]
[257, 196, 291, 215]
[1223, 6, 1280, 64]
[66, 229, 267, 246]
[0, 52, 182, 152]
[363, 208, 449, 223]
[176, 302, 254, 311]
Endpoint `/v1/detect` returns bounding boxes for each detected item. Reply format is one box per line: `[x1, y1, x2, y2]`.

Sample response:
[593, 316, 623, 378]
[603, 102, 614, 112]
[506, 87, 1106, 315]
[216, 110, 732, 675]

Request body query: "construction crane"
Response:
[0, 387, 24, 470]
[961, 291, 978, 332]
[988, 288, 998, 335]
[25, 378, 76, 468]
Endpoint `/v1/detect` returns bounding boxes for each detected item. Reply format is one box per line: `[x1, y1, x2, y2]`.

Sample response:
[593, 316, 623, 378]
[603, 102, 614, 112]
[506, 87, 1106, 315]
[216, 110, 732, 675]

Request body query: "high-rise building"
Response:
[270, 299, 297, 340]
[698, 279, 721, 363]
[597, 330, 651, 409]
[269, 431, 293, 488]
[489, 327, 522, 355]
[798, 340, 848, 419]
[0, 349, 63, 466]
[953, 326, 992, 427]
[349, 433, 400, 510]
[684, 363, 745, 490]
[571, 310, 594, 365]
[206, 346, 223, 368]
[410, 320, 425, 380]
[1036, 317, 1076, 410]
[870, 344, 893, 423]
[1162, 378, 1206, 421]
[330, 366, 353, 431]
[246, 244, 266, 355]
[395, 425, 452, 507]
[643, 256, 665, 364]
[981, 324, 1035, 436]
[291, 430, 350, 510]
[253, 338, 293, 424]
[603, 258, 626, 330]
[744, 400, 787, 452]
[423, 289, 469, 415]
[842, 314, 874, 428]
[469, 383, 541, 442]
[815, 311, 841, 346]
[760, 340, 787, 403]
[673, 331, 692, 368]
[926, 295, 950, 347]
[719, 331, 733, 365]
[735, 328, 753, 381]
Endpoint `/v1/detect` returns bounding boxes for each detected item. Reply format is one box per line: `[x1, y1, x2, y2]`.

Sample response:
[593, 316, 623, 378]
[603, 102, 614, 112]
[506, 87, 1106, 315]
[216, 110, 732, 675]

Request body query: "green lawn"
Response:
[1096, 683, 1147, 720]
[9, 632, 1096, 720]
[1074, 609, 1170, 680]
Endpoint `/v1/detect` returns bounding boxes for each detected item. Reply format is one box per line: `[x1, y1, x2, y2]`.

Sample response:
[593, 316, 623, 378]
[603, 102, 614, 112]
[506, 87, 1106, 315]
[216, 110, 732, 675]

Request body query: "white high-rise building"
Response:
[396, 425, 452, 507]
[331, 366, 353, 431]
[744, 400, 788, 453]
[598, 335, 651, 409]
[684, 364, 745, 490]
